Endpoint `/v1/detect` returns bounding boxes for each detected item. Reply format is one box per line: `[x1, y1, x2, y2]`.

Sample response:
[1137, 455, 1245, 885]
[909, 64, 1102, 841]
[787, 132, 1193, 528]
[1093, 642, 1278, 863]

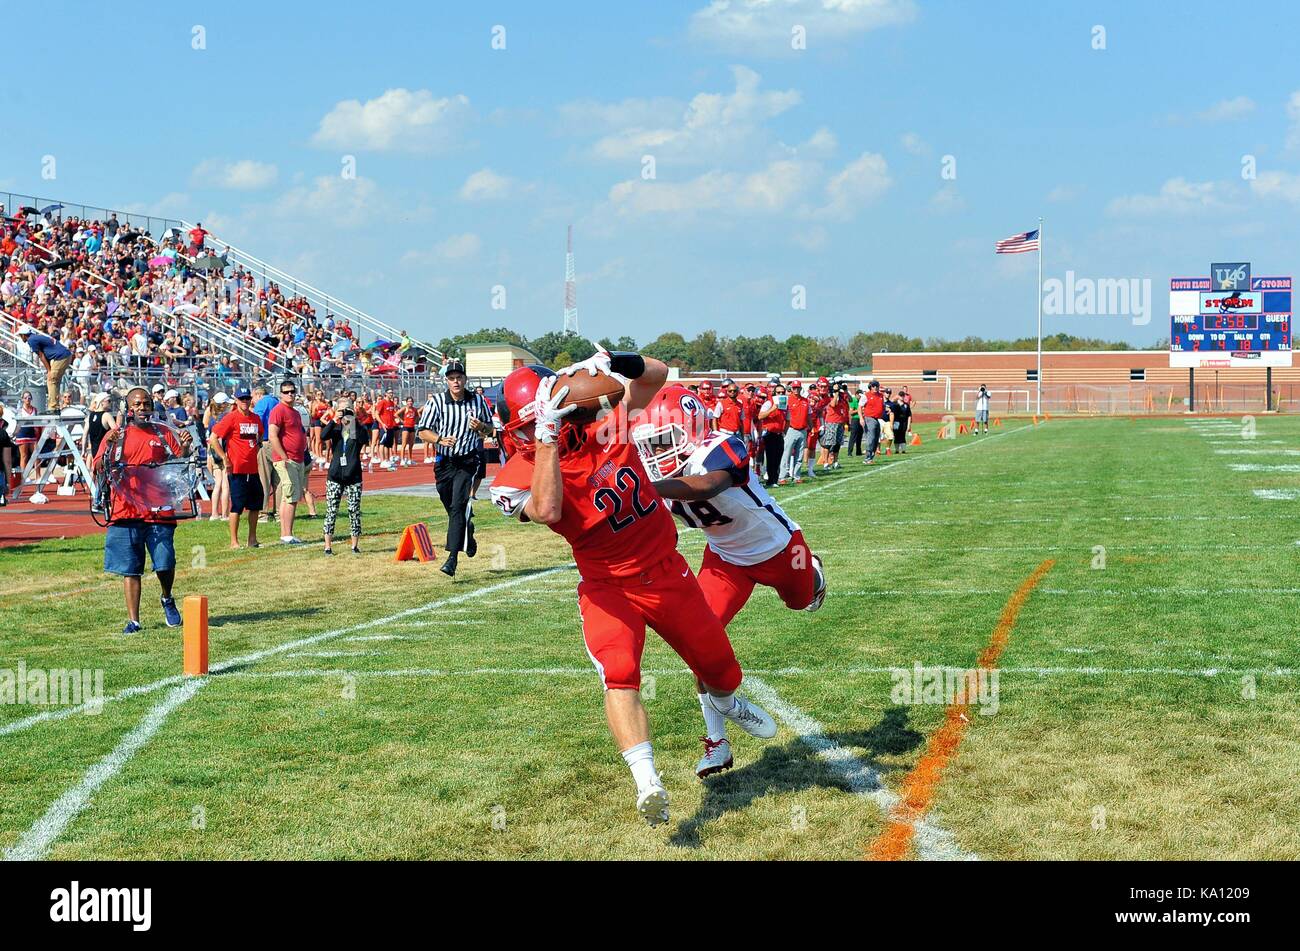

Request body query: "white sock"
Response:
[621, 741, 659, 791]
[698, 692, 728, 742]
[706, 692, 738, 717]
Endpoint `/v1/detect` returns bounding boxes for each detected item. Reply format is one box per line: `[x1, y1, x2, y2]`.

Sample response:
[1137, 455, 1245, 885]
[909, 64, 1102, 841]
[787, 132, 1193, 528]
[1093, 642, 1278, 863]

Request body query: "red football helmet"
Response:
[496, 364, 588, 456]
[631, 385, 713, 479]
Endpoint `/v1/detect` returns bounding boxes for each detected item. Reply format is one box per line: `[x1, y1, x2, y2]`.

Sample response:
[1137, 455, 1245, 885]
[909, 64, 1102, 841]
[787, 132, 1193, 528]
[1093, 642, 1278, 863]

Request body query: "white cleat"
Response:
[636, 781, 670, 826]
[695, 736, 734, 779]
[711, 693, 778, 739]
[804, 553, 827, 612]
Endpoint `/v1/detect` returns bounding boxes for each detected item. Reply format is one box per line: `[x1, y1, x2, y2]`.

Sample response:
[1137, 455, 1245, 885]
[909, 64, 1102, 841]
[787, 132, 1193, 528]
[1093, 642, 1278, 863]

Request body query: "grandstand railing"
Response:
[1, 192, 182, 242]
[185, 221, 443, 359]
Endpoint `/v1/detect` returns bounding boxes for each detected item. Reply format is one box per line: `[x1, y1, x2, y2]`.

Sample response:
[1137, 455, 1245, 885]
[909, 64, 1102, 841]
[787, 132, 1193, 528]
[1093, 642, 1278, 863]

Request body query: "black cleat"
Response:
[440, 554, 458, 577]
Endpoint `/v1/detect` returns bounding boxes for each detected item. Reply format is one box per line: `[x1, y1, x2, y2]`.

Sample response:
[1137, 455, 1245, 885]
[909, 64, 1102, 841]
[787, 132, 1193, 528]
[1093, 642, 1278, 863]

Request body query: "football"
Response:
[553, 370, 625, 424]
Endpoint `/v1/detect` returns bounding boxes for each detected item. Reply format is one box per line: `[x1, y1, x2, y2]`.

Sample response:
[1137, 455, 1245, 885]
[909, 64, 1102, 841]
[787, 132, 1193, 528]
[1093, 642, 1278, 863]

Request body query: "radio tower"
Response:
[563, 225, 578, 335]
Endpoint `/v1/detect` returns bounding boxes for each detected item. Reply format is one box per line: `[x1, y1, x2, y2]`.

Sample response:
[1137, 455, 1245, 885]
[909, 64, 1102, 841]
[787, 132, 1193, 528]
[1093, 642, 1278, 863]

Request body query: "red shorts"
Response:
[697, 530, 817, 626]
[577, 550, 742, 693]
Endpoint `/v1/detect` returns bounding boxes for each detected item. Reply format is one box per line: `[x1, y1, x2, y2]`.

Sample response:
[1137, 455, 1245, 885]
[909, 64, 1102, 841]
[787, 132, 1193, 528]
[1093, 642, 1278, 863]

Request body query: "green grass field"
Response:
[3, 414, 1299, 860]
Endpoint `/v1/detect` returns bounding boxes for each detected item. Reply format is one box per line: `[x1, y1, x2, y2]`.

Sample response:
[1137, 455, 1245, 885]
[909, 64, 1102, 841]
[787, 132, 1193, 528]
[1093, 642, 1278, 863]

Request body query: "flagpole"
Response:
[1036, 216, 1043, 416]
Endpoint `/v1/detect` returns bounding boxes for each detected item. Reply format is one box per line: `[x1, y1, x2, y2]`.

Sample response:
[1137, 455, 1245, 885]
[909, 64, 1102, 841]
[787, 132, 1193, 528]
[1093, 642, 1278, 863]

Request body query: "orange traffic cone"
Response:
[958, 424, 967, 435]
[936, 428, 946, 440]
[994, 418, 1002, 427]
[910, 432, 921, 446]
[1032, 415, 1039, 425]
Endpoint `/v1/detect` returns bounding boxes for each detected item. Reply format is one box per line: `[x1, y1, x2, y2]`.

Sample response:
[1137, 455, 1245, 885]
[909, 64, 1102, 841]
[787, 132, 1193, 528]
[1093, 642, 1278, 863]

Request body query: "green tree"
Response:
[642, 332, 690, 366]
[437, 326, 529, 357]
[528, 331, 596, 367]
[598, 335, 638, 351]
[687, 331, 726, 372]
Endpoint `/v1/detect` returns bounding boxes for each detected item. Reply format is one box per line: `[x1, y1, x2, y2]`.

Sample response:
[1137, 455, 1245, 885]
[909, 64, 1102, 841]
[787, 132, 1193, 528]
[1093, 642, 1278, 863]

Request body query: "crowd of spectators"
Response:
[685, 375, 916, 487]
[1, 205, 423, 404]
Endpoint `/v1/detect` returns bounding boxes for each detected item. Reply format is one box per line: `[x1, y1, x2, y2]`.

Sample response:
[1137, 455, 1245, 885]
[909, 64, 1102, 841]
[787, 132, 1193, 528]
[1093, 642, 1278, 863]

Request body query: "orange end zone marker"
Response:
[183, 595, 209, 676]
[395, 522, 438, 562]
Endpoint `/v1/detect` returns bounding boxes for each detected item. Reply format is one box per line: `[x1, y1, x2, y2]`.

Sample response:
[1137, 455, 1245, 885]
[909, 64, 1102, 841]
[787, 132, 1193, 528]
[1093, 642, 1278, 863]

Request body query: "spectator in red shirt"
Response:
[400, 396, 417, 467]
[269, 380, 309, 544]
[779, 380, 811, 484]
[208, 385, 264, 549]
[187, 223, 209, 255]
[93, 386, 194, 634]
[805, 379, 830, 478]
[374, 389, 398, 470]
[756, 385, 787, 488]
[696, 380, 718, 415]
[713, 379, 746, 435]
[860, 380, 887, 463]
[821, 381, 851, 469]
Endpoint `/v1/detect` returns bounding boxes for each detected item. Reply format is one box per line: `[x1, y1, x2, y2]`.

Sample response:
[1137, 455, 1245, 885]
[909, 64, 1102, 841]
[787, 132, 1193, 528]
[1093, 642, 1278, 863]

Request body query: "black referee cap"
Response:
[444, 360, 467, 377]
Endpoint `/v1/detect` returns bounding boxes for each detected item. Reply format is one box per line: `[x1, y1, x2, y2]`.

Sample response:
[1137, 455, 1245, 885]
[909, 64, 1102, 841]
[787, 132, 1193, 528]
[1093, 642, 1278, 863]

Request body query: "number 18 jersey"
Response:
[666, 434, 800, 567]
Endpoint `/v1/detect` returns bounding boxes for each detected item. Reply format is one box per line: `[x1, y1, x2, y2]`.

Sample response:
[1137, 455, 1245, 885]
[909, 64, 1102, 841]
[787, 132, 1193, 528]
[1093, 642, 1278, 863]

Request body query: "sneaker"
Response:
[778, 479, 788, 486]
[695, 736, 734, 779]
[0, 494, 7, 507]
[424, 458, 434, 465]
[804, 554, 827, 612]
[323, 547, 334, 556]
[636, 780, 670, 826]
[710, 693, 777, 739]
[280, 536, 305, 545]
[351, 545, 361, 555]
[123, 619, 142, 635]
[794, 477, 804, 484]
[161, 596, 182, 627]
[440, 553, 458, 577]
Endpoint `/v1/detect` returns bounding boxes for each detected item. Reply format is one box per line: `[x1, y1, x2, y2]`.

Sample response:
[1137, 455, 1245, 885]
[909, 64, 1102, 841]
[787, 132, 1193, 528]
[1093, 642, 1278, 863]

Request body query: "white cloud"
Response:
[312, 88, 471, 153]
[690, 0, 916, 49]
[929, 184, 964, 214]
[1047, 184, 1082, 203]
[817, 151, 891, 219]
[607, 157, 820, 217]
[1196, 96, 1255, 122]
[401, 233, 482, 267]
[1106, 178, 1235, 217]
[273, 175, 381, 228]
[900, 131, 929, 156]
[792, 226, 828, 251]
[589, 66, 799, 164]
[459, 168, 515, 201]
[1251, 170, 1300, 205]
[191, 159, 278, 190]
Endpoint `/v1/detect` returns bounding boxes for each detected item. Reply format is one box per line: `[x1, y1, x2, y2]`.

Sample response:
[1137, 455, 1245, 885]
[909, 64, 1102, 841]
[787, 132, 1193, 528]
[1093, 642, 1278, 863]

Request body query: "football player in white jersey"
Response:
[633, 385, 826, 778]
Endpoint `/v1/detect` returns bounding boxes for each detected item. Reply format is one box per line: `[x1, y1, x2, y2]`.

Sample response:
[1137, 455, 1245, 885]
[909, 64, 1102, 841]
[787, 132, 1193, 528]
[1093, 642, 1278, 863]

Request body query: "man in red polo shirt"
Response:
[779, 380, 811, 484]
[208, 385, 264, 549]
[373, 389, 398, 470]
[695, 380, 718, 418]
[713, 379, 746, 436]
[860, 379, 887, 463]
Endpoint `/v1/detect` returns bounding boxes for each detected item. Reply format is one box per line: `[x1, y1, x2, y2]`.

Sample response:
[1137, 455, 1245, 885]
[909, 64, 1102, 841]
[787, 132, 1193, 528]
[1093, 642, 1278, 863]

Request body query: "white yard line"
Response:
[1228, 464, 1300, 472]
[1253, 489, 1300, 501]
[0, 565, 577, 738]
[3, 678, 208, 861]
[743, 676, 977, 861]
[1214, 449, 1300, 456]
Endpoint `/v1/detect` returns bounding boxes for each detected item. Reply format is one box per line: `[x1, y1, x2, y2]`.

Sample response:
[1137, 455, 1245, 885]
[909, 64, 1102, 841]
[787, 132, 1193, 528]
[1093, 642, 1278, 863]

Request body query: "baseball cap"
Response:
[443, 359, 467, 376]
[234, 385, 252, 399]
[151, 383, 165, 393]
[789, 380, 802, 389]
[212, 392, 230, 404]
[16, 324, 33, 335]
[164, 389, 178, 400]
[817, 376, 829, 385]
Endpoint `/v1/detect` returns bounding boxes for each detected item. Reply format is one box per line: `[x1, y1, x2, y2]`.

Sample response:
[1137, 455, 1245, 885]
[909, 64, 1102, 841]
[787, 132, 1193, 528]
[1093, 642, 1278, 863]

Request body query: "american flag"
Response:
[995, 229, 1040, 254]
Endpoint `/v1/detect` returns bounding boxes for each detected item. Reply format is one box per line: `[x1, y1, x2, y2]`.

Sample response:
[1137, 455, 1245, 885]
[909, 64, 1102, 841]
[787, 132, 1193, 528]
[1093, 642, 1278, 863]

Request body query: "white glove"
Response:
[533, 376, 576, 445]
[559, 348, 613, 379]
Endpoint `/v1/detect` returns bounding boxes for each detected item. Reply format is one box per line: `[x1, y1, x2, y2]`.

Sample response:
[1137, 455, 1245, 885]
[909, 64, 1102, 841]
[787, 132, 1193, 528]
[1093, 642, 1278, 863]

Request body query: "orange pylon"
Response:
[910, 432, 921, 446]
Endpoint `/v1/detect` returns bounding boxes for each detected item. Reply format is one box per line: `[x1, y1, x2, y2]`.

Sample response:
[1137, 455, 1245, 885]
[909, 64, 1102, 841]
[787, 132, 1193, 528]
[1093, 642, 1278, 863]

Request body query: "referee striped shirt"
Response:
[417, 389, 494, 457]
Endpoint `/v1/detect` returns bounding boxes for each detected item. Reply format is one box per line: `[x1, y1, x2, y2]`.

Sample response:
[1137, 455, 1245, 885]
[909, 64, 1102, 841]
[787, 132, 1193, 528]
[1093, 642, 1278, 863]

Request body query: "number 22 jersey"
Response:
[490, 405, 679, 581]
[666, 433, 801, 567]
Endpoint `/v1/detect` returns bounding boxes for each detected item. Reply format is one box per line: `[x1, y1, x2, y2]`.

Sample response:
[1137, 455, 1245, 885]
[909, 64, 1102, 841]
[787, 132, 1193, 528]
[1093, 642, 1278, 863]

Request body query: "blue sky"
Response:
[5, 0, 1300, 347]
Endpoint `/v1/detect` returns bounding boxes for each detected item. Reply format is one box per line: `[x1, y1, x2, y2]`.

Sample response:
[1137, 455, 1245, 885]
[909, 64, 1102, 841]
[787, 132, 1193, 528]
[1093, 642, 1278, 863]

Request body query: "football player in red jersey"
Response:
[633, 386, 826, 777]
[490, 352, 777, 825]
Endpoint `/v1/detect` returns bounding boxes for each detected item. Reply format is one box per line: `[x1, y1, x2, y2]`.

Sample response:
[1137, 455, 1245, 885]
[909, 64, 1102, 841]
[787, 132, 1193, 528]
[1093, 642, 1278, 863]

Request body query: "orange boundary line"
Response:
[866, 557, 1055, 861]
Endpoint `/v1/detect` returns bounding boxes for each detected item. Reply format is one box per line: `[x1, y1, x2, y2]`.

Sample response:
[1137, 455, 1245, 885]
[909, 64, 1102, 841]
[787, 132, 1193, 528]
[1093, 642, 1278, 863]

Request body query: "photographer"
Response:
[93, 386, 194, 634]
[319, 398, 365, 555]
[821, 379, 850, 470]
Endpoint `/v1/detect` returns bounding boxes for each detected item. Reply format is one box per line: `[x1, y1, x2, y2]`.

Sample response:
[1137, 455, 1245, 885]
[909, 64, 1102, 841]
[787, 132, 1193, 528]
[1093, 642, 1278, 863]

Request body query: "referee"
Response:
[417, 360, 494, 577]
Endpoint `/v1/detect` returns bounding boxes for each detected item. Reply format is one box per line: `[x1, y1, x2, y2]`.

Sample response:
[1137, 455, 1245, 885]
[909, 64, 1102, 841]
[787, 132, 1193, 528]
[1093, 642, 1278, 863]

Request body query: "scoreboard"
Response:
[1170, 266, 1292, 368]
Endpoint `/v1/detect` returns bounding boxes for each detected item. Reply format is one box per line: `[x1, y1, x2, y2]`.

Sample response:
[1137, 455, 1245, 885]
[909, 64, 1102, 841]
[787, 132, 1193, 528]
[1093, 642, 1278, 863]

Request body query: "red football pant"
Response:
[697, 530, 817, 626]
[577, 550, 743, 693]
